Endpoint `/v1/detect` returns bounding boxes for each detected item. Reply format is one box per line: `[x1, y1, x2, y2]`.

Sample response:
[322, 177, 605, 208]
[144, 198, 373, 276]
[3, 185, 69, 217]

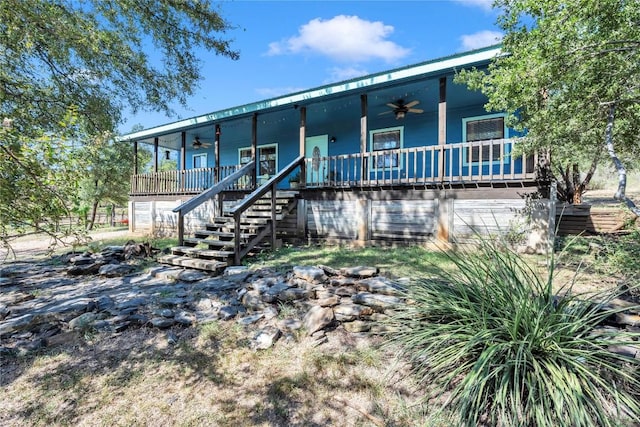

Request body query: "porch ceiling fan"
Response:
[379, 99, 424, 120]
[192, 136, 212, 149]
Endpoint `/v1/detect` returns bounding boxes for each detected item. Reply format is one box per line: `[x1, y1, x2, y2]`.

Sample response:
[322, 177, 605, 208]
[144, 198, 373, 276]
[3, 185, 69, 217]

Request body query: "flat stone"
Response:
[261, 282, 291, 303]
[330, 277, 357, 286]
[343, 320, 371, 333]
[68, 312, 98, 330]
[69, 255, 95, 265]
[0, 313, 35, 336]
[340, 266, 379, 278]
[293, 266, 327, 284]
[334, 286, 356, 297]
[224, 266, 249, 276]
[333, 303, 373, 322]
[615, 313, 640, 327]
[316, 296, 340, 307]
[276, 287, 313, 302]
[116, 297, 147, 310]
[159, 297, 187, 307]
[46, 297, 93, 315]
[608, 344, 639, 359]
[237, 313, 264, 325]
[150, 317, 174, 329]
[98, 263, 135, 277]
[254, 326, 282, 350]
[351, 292, 402, 311]
[357, 277, 404, 296]
[174, 311, 196, 326]
[154, 308, 174, 318]
[218, 305, 238, 321]
[242, 290, 265, 311]
[96, 295, 115, 311]
[67, 263, 103, 276]
[303, 305, 334, 335]
[177, 270, 209, 282]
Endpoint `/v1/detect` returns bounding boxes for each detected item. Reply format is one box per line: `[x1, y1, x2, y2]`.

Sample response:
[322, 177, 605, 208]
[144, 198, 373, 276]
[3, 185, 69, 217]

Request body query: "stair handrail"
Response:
[229, 155, 304, 264]
[173, 161, 255, 245]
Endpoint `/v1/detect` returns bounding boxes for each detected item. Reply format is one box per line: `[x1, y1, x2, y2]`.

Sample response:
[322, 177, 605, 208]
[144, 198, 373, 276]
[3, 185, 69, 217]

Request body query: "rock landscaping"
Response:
[0, 245, 407, 355]
[0, 243, 638, 359]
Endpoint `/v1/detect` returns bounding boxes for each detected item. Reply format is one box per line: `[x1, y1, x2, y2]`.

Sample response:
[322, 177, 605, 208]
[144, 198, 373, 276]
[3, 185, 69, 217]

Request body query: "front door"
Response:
[305, 135, 328, 185]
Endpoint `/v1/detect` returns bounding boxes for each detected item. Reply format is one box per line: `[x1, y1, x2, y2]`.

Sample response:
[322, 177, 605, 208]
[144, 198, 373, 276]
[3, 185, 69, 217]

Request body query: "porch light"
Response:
[165, 150, 170, 160]
[395, 110, 406, 120]
[330, 136, 337, 143]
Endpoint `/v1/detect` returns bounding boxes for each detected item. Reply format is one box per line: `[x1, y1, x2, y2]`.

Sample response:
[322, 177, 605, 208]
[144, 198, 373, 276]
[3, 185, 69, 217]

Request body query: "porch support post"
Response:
[438, 77, 447, 179]
[153, 137, 159, 173]
[299, 106, 306, 184]
[180, 132, 186, 170]
[133, 140, 138, 175]
[251, 113, 258, 188]
[360, 94, 368, 179]
[214, 124, 221, 182]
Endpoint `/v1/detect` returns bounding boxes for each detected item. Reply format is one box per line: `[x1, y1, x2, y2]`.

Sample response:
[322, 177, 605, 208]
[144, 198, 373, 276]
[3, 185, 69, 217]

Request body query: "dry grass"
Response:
[1, 321, 450, 426]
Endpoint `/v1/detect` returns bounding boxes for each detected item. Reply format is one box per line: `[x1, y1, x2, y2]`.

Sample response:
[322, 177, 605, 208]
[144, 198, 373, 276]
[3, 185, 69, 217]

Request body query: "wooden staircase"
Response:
[158, 191, 299, 271]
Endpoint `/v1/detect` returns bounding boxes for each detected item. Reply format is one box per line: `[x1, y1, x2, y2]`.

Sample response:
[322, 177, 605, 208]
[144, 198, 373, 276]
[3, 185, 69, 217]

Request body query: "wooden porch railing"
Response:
[172, 161, 255, 246]
[305, 139, 538, 187]
[130, 165, 252, 196]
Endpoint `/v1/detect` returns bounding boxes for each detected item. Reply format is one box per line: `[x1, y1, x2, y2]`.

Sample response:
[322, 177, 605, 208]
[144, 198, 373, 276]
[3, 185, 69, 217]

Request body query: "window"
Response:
[370, 126, 403, 170]
[193, 153, 207, 168]
[462, 114, 508, 164]
[239, 144, 278, 177]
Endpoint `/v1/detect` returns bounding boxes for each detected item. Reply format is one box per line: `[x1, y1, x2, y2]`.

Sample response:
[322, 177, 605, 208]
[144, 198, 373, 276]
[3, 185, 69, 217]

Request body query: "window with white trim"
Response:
[239, 144, 278, 177]
[193, 153, 207, 168]
[462, 114, 508, 164]
[369, 126, 403, 170]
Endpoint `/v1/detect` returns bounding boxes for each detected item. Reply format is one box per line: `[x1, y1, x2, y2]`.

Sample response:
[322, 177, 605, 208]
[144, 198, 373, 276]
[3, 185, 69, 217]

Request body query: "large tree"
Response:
[457, 0, 640, 210]
[0, 0, 238, 249]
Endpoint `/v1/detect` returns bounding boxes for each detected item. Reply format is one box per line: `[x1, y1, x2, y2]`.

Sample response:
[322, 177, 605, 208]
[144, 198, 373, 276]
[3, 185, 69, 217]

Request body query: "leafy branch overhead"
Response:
[1, 0, 239, 137]
[456, 0, 640, 207]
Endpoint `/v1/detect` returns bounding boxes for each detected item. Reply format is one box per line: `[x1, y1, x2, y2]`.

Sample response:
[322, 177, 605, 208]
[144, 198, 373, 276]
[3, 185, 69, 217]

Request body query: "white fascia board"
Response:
[121, 46, 501, 142]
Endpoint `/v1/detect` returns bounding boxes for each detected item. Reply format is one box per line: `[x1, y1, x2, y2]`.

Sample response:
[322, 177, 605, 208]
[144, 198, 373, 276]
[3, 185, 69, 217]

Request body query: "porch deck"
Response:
[130, 139, 540, 197]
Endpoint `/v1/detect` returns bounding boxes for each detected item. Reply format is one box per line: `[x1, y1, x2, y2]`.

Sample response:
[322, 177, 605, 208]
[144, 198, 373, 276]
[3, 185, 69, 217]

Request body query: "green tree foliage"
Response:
[0, 0, 238, 248]
[457, 0, 640, 206]
[77, 132, 134, 230]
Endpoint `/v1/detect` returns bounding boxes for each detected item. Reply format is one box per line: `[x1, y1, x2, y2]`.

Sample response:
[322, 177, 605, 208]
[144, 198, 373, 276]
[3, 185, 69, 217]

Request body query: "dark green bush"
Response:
[386, 239, 640, 427]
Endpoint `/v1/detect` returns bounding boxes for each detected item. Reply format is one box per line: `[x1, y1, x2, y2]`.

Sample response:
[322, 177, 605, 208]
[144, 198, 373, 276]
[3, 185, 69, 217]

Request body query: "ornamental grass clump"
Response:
[386, 239, 640, 427]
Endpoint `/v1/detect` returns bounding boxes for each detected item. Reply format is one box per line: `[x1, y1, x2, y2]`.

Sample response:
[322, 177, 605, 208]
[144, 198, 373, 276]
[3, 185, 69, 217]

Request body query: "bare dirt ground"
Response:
[1, 185, 637, 426]
[2, 228, 132, 261]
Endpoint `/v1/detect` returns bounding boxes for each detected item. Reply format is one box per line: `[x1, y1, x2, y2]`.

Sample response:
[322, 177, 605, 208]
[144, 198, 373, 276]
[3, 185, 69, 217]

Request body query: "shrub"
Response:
[385, 239, 640, 427]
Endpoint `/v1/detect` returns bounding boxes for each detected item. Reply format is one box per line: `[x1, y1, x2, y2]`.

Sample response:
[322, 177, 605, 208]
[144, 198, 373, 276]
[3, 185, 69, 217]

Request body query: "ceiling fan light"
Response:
[395, 110, 406, 120]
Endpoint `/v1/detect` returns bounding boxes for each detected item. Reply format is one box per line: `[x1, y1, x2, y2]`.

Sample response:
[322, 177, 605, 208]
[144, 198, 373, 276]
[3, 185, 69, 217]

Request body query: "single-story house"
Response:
[120, 44, 553, 270]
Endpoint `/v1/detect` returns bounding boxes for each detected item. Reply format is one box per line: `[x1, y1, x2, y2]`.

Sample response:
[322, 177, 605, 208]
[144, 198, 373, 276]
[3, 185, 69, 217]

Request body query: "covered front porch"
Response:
[130, 138, 540, 197]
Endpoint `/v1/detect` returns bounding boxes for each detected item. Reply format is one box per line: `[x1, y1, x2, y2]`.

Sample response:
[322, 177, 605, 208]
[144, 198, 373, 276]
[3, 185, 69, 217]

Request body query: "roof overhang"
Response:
[120, 45, 502, 142]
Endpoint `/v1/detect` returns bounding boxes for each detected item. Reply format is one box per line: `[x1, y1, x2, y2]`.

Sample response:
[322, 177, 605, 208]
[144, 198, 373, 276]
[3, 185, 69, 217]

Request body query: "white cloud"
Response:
[460, 30, 503, 50]
[325, 66, 369, 83]
[455, 0, 495, 12]
[266, 15, 411, 63]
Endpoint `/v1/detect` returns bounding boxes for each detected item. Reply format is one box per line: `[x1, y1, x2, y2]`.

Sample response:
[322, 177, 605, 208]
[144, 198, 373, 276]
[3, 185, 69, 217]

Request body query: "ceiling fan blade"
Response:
[386, 102, 400, 109]
[408, 108, 424, 114]
[405, 100, 420, 108]
[378, 110, 394, 115]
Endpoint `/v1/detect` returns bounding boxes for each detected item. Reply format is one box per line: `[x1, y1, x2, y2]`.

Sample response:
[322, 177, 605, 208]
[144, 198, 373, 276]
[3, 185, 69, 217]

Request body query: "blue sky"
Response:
[121, 0, 501, 134]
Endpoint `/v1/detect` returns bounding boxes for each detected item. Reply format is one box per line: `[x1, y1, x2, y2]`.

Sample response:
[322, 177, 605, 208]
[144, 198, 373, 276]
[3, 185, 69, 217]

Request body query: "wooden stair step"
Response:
[194, 230, 253, 239]
[183, 238, 236, 247]
[158, 254, 227, 272]
[171, 246, 234, 257]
